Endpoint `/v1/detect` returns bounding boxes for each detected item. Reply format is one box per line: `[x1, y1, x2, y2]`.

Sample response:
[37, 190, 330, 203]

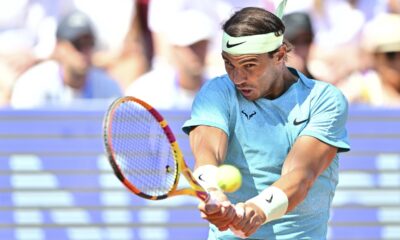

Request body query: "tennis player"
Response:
[182, 1, 350, 239]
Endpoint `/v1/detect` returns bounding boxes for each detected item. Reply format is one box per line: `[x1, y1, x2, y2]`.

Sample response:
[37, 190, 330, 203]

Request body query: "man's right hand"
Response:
[198, 189, 236, 231]
[230, 202, 266, 238]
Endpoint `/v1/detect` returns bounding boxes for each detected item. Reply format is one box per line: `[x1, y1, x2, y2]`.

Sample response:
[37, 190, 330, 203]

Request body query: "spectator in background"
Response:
[283, 12, 315, 78]
[147, 0, 268, 77]
[279, 0, 400, 88]
[72, 0, 150, 90]
[0, 0, 64, 107]
[125, 9, 214, 109]
[10, 11, 122, 109]
[338, 13, 400, 107]
[279, 0, 371, 85]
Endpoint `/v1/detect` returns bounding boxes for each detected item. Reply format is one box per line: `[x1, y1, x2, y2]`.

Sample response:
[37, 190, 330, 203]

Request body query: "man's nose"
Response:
[231, 68, 247, 86]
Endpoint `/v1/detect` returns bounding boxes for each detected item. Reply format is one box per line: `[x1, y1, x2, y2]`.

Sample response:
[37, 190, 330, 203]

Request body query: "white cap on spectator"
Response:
[362, 13, 400, 53]
[166, 9, 215, 46]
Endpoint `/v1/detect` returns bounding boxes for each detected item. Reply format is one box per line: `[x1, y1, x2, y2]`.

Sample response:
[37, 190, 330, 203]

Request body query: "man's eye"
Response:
[225, 62, 234, 68]
[245, 64, 255, 69]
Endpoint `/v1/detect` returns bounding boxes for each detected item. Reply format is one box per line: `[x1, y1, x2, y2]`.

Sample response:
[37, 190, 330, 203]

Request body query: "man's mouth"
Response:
[239, 88, 252, 97]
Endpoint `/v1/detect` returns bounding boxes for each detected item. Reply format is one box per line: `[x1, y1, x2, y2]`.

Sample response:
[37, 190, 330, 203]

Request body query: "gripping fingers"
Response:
[241, 215, 263, 237]
[228, 203, 247, 238]
[199, 198, 236, 231]
[233, 203, 254, 230]
[240, 204, 265, 237]
[232, 202, 245, 226]
[214, 202, 237, 231]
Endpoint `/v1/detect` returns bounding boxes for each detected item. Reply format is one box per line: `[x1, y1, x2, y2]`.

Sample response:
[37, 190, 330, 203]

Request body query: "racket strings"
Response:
[110, 101, 177, 197]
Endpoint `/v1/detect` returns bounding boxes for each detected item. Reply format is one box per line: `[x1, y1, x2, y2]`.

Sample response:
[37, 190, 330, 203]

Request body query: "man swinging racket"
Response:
[182, 0, 350, 239]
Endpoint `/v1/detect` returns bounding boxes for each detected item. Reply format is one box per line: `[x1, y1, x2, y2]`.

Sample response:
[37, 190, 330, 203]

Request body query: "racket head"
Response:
[103, 96, 181, 200]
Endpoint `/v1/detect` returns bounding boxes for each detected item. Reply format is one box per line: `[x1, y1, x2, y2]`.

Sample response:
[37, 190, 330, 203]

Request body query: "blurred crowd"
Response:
[1, 0, 400, 109]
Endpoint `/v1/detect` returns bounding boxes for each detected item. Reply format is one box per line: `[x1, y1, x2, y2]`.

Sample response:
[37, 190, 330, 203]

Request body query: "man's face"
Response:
[58, 34, 95, 89]
[222, 51, 281, 101]
[173, 40, 208, 81]
[378, 51, 400, 90]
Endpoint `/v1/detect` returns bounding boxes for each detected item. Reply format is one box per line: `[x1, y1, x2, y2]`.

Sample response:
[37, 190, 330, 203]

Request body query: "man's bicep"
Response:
[189, 125, 228, 167]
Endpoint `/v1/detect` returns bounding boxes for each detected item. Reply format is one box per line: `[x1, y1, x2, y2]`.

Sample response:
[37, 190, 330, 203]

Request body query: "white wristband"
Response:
[247, 186, 288, 224]
[193, 165, 221, 191]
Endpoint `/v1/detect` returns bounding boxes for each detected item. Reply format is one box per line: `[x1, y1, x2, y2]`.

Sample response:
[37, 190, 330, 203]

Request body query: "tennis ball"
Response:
[216, 164, 242, 193]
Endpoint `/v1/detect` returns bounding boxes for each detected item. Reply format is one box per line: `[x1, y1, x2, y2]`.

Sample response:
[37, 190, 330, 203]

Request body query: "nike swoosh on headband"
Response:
[226, 41, 246, 48]
[221, 0, 288, 54]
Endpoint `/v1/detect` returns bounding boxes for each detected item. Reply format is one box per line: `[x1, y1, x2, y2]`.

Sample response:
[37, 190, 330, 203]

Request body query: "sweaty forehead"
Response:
[222, 51, 267, 63]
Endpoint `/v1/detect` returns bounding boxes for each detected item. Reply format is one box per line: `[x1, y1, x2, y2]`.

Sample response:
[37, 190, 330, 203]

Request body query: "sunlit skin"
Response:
[222, 46, 298, 101]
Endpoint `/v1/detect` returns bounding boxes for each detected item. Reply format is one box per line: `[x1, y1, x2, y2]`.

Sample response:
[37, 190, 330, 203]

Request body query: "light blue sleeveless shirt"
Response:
[182, 68, 350, 240]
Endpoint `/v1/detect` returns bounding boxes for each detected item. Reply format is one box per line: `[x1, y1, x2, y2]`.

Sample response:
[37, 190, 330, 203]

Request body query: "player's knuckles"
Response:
[230, 220, 241, 229]
[238, 208, 254, 225]
[231, 214, 241, 224]
[213, 208, 233, 222]
[242, 217, 262, 236]
[241, 219, 253, 232]
[245, 207, 256, 217]
[205, 204, 221, 214]
[222, 206, 236, 219]
[234, 203, 245, 216]
[234, 218, 247, 229]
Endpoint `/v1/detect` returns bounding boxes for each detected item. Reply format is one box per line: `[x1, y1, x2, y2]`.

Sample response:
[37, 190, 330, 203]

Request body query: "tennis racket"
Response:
[103, 96, 209, 201]
[103, 96, 245, 238]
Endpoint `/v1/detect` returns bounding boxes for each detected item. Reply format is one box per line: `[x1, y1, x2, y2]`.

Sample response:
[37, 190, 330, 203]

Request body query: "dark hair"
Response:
[222, 7, 292, 56]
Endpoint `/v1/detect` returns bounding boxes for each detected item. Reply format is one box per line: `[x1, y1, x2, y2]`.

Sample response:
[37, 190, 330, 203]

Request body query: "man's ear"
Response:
[275, 45, 287, 62]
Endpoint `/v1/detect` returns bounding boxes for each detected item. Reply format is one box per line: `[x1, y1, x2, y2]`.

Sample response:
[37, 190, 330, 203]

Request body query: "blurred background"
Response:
[0, 0, 399, 239]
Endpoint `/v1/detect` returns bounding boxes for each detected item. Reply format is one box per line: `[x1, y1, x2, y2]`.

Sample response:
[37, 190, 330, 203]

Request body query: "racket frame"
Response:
[103, 96, 208, 201]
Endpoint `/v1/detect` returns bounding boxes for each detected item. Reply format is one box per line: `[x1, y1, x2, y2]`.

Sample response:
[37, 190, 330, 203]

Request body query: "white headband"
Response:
[222, 32, 284, 54]
[222, 0, 287, 55]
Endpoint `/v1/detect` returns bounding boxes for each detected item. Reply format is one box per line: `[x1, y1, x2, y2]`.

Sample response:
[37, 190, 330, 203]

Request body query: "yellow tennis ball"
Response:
[216, 164, 242, 193]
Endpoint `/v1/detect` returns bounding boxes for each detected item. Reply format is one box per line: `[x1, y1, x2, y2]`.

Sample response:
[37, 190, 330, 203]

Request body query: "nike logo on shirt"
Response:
[293, 118, 309, 125]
